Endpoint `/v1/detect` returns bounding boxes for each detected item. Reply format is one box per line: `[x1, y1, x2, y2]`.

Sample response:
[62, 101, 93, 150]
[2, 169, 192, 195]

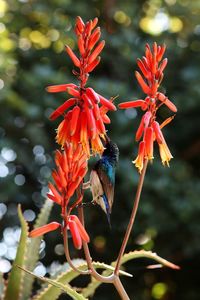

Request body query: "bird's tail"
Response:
[103, 194, 111, 228]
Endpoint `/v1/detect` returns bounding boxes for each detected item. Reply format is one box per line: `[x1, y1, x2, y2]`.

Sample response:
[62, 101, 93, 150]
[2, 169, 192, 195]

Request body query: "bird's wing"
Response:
[96, 161, 115, 214]
[90, 170, 107, 214]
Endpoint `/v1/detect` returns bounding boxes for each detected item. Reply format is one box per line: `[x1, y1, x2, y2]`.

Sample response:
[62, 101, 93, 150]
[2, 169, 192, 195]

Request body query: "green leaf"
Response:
[17, 265, 88, 300]
[3, 205, 29, 300]
[26, 259, 131, 300]
[0, 272, 5, 296]
[119, 250, 180, 270]
[32, 259, 87, 300]
[82, 250, 179, 297]
[21, 199, 53, 300]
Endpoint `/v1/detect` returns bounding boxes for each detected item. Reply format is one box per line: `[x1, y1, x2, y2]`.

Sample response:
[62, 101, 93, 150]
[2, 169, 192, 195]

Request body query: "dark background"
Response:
[0, 0, 200, 299]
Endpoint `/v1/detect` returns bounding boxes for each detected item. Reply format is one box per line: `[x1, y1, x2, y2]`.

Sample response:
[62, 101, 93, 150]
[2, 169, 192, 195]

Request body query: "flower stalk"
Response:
[114, 159, 148, 276]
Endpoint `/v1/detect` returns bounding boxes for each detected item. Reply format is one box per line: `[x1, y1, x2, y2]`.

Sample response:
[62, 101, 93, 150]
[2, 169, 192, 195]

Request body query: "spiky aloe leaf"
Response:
[32, 260, 87, 300]
[23, 259, 131, 300]
[82, 250, 180, 297]
[3, 205, 29, 300]
[118, 250, 180, 269]
[21, 199, 53, 300]
[0, 272, 5, 298]
[17, 265, 87, 300]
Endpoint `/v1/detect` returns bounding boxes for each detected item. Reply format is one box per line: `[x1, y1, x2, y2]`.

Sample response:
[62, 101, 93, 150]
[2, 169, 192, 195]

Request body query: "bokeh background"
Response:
[0, 0, 200, 299]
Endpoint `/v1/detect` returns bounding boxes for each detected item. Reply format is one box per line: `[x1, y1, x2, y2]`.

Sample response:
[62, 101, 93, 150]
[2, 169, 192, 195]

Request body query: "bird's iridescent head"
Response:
[103, 136, 119, 165]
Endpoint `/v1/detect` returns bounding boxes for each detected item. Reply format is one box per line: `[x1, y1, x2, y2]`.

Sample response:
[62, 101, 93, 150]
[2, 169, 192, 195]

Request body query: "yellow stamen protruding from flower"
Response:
[133, 141, 145, 173]
[91, 135, 104, 156]
[158, 138, 173, 166]
[160, 115, 176, 129]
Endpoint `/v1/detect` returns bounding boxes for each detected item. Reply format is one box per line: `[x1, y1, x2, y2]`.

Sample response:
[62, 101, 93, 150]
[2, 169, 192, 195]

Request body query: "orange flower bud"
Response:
[85, 87, 100, 104]
[118, 100, 146, 109]
[29, 222, 60, 238]
[143, 111, 152, 128]
[77, 35, 85, 56]
[92, 17, 98, 29]
[97, 94, 117, 111]
[70, 106, 81, 136]
[76, 16, 85, 33]
[85, 57, 101, 73]
[65, 45, 80, 68]
[153, 42, 158, 56]
[135, 71, 151, 94]
[157, 44, 166, 62]
[137, 59, 150, 78]
[50, 98, 76, 120]
[68, 219, 82, 249]
[152, 121, 163, 144]
[60, 150, 69, 174]
[88, 27, 101, 50]
[46, 83, 76, 93]
[66, 87, 80, 98]
[58, 166, 67, 188]
[93, 103, 100, 120]
[88, 40, 105, 65]
[96, 116, 105, 134]
[136, 117, 145, 142]
[159, 58, 168, 74]
[101, 114, 111, 124]
[48, 182, 62, 205]
[145, 127, 154, 160]
[80, 111, 88, 147]
[73, 143, 84, 162]
[85, 106, 97, 139]
[82, 93, 93, 108]
[85, 20, 93, 36]
[145, 44, 153, 65]
[69, 215, 90, 243]
[157, 93, 177, 112]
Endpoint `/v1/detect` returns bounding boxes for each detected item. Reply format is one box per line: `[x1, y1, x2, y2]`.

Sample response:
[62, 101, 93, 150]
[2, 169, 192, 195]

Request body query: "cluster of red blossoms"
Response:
[119, 43, 177, 172]
[29, 143, 89, 249]
[46, 16, 116, 156]
[29, 17, 117, 249]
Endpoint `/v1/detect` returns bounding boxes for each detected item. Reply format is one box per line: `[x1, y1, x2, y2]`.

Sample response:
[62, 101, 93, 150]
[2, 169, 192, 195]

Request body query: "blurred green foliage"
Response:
[0, 0, 200, 299]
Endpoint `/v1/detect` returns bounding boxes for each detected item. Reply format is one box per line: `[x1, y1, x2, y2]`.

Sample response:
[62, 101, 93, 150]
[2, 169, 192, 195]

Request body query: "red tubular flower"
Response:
[119, 43, 176, 172]
[47, 143, 88, 207]
[29, 222, 61, 238]
[46, 17, 116, 156]
[29, 143, 90, 248]
[133, 141, 145, 173]
[67, 215, 90, 249]
[68, 219, 82, 249]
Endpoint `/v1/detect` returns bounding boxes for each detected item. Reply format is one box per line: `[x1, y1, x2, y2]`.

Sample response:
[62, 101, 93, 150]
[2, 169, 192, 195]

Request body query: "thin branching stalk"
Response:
[113, 276, 130, 300]
[78, 206, 130, 300]
[62, 211, 90, 275]
[114, 159, 148, 275]
[77, 206, 113, 282]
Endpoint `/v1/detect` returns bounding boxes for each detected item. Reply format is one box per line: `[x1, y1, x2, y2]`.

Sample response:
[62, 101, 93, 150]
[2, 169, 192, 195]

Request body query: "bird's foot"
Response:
[82, 181, 91, 189]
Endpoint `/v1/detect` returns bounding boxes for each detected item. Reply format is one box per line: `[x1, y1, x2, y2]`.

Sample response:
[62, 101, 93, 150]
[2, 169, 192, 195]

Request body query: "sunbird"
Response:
[89, 136, 119, 224]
